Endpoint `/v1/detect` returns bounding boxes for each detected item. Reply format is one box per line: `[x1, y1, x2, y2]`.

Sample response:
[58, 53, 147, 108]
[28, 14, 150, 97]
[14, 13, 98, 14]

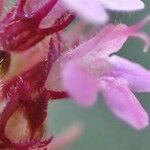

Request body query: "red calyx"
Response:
[0, 0, 75, 52]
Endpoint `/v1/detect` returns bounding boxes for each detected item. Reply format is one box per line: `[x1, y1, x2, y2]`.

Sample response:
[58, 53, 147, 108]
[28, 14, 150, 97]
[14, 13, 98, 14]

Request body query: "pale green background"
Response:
[48, 0, 150, 150]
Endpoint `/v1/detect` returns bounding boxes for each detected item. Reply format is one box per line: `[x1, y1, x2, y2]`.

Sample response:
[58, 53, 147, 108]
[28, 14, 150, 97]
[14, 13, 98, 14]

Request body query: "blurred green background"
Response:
[48, 0, 150, 150]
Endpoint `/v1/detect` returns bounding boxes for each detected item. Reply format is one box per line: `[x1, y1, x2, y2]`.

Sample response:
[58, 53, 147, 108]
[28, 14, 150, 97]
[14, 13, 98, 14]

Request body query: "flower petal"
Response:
[46, 24, 129, 91]
[45, 24, 114, 91]
[101, 77, 148, 129]
[98, 24, 128, 55]
[63, 0, 108, 24]
[100, 0, 144, 11]
[62, 62, 99, 107]
[109, 55, 150, 92]
[58, 24, 128, 63]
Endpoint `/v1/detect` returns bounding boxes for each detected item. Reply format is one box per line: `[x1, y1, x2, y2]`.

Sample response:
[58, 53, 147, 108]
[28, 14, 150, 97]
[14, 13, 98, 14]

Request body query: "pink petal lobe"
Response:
[99, 24, 128, 55]
[109, 55, 150, 92]
[62, 62, 99, 107]
[101, 78, 148, 129]
[100, 0, 144, 11]
[63, 0, 108, 24]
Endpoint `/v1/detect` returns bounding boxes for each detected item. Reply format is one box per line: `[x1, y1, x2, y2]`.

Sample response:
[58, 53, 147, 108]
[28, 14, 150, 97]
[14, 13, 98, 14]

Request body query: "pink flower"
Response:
[46, 20, 150, 129]
[63, 0, 145, 24]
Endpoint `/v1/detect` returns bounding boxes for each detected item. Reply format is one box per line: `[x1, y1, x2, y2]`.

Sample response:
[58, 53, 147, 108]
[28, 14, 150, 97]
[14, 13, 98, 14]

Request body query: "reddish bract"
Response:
[0, 36, 67, 149]
[0, 0, 74, 51]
